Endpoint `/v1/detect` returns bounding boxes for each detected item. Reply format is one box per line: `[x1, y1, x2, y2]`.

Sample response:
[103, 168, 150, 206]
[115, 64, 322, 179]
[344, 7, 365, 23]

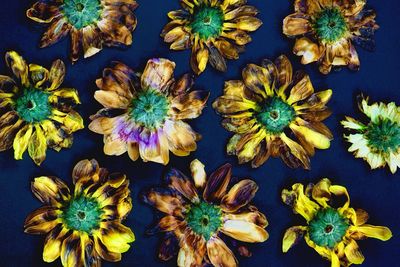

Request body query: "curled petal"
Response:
[40, 18, 70, 48]
[282, 226, 307, 252]
[5, 51, 29, 86]
[221, 179, 258, 212]
[26, 1, 61, 23]
[141, 58, 175, 92]
[293, 37, 322, 64]
[28, 124, 48, 166]
[350, 225, 392, 241]
[48, 59, 65, 91]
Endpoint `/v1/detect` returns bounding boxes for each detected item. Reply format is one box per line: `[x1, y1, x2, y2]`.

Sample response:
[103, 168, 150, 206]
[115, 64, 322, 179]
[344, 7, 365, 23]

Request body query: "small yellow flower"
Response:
[24, 159, 135, 267]
[0, 51, 83, 165]
[282, 178, 392, 267]
[89, 58, 209, 165]
[341, 96, 400, 174]
[283, 0, 379, 74]
[213, 55, 332, 169]
[27, 0, 139, 62]
[142, 159, 269, 267]
[161, 0, 262, 75]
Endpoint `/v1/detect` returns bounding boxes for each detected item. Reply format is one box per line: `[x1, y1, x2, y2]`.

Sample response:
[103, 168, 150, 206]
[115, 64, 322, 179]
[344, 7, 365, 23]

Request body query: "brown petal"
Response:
[213, 39, 239, 60]
[141, 58, 175, 91]
[157, 215, 182, 232]
[142, 188, 184, 217]
[206, 237, 238, 267]
[208, 44, 227, 72]
[40, 18, 70, 48]
[283, 13, 312, 37]
[96, 64, 135, 98]
[31, 176, 70, 204]
[293, 37, 323, 64]
[223, 207, 268, 227]
[158, 233, 179, 261]
[82, 25, 102, 58]
[165, 168, 199, 202]
[70, 28, 82, 63]
[26, 1, 61, 23]
[164, 120, 198, 156]
[287, 72, 314, 104]
[203, 163, 232, 203]
[344, 239, 365, 264]
[24, 206, 60, 234]
[170, 90, 209, 120]
[94, 90, 130, 109]
[221, 179, 258, 212]
[222, 30, 252, 45]
[72, 159, 100, 184]
[97, 19, 132, 45]
[242, 63, 271, 97]
[275, 54, 293, 90]
[171, 73, 194, 96]
[224, 5, 259, 21]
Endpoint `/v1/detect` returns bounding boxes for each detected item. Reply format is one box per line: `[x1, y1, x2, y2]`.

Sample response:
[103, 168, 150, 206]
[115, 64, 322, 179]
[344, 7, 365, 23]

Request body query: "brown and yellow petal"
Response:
[97, 19, 132, 45]
[39, 18, 70, 48]
[93, 235, 122, 262]
[223, 207, 268, 228]
[282, 225, 307, 252]
[280, 133, 311, 169]
[72, 159, 100, 184]
[60, 232, 87, 267]
[94, 90, 130, 109]
[26, 1, 61, 23]
[28, 124, 48, 166]
[206, 237, 238, 267]
[24, 206, 61, 234]
[141, 58, 175, 92]
[221, 179, 258, 212]
[170, 90, 209, 120]
[158, 233, 179, 261]
[293, 37, 323, 64]
[95, 221, 135, 254]
[42, 225, 70, 263]
[164, 120, 198, 156]
[48, 59, 66, 91]
[13, 124, 33, 160]
[349, 224, 392, 241]
[221, 220, 269, 243]
[31, 176, 71, 204]
[142, 188, 184, 218]
[344, 239, 365, 264]
[138, 129, 169, 165]
[5, 51, 29, 87]
[203, 163, 232, 203]
[29, 64, 49, 88]
[283, 13, 312, 37]
[190, 159, 207, 189]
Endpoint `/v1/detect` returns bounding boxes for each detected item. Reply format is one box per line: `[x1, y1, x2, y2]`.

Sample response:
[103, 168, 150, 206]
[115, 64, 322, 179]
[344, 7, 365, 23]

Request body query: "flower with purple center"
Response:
[89, 58, 209, 165]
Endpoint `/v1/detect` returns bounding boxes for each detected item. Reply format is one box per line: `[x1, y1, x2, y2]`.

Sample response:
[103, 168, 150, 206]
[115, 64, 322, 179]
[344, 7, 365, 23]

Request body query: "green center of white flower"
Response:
[190, 5, 224, 40]
[366, 119, 400, 153]
[62, 196, 103, 233]
[314, 8, 348, 43]
[256, 96, 296, 134]
[61, 0, 102, 29]
[309, 208, 349, 248]
[15, 88, 52, 123]
[185, 201, 222, 240]
[129, 89, 169, 129]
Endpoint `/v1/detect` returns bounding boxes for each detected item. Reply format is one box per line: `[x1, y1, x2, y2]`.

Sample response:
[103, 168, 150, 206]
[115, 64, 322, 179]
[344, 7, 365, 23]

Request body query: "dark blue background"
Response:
[0, 0, 399, 266]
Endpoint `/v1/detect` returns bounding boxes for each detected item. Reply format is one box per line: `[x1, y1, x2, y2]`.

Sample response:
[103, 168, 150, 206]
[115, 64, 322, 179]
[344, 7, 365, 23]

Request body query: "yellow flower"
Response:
[161, 0, 262, 75]
[0, 51, 83, 165]
[142, 159, 269, 267]
[27, 0, 138, 63]
[341, 96, 400, 174]
[282, 178, 392, 267]
[283, 0, 379, 74]
[213, 55, 332, 169]
[24, 159, 135, 267]
[89, 58, 209, 165]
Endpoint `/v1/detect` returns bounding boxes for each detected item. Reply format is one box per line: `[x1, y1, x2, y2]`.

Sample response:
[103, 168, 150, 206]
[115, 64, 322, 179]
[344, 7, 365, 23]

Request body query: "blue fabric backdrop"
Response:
[0, 0, 399, 266]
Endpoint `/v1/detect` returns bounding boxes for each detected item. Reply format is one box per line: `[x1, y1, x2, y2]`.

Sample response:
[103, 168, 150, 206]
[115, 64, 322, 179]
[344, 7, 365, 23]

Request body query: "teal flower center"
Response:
[61, 0, 102, 30]
[62, 196, 103, 233]
[309, 208, 349, 249]
[190, 6, 224, 40]
[313, 8, 348, 43]
[15, 88, 52, 123]
[185, 201, 222, 241]
[256, 97, 296, 134]
[366, 119, 400, 153]
[129, 89, 169, 129]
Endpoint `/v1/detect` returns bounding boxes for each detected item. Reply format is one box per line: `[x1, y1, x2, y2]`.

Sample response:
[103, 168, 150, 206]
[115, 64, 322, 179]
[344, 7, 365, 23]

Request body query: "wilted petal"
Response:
[221, 179, 258, 212]
[203, 163, 232, 203]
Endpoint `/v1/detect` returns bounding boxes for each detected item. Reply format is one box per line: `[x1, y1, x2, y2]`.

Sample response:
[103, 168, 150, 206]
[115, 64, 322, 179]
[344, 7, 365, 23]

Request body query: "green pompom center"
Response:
[129, 89, 169, 129]
[366, 119, 400, 153]
[15, 88, 52, 123]
[313, 8, 348, 43]
[256, 97, 296, 134]
[61, 0, 102, 29]
[309, 208, 349, 249]
[185, 201, 222, 240]
[62, 196, 103, 233]
[190, 5, 224, 40]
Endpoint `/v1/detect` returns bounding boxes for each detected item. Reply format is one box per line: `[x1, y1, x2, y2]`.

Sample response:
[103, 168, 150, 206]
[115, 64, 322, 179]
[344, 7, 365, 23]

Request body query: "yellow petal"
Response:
[290, 124, 331, 149]
[29, 64, 49, 88]
[206, 237, 238, 267]
[282, 226, 307, 252]
[5, 51, 29, 86]
[48, 59, 66, 91]
[190, 159, 206, 189]
[351, 225, 392, 241]
[97, 222, 135, 253]
[28, 124, 48, 165]
[221, 220, 269, 243]
[344, 239, 365, 264]
[13, 124, 33, 160]
[43, 226, 70, 262]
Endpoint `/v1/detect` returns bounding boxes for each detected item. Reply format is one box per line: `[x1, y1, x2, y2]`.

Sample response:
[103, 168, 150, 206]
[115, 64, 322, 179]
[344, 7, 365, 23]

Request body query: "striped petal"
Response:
[96, 221, 135, 253]
[165, 168, 199, 203]
[24, 206, 61, 234]
[203, 163, 232, 203]
[142, 188, 183, 217]
[31, 176, 70, 204]
[221, 179, 258, 212]
[43, 225, 70, 262]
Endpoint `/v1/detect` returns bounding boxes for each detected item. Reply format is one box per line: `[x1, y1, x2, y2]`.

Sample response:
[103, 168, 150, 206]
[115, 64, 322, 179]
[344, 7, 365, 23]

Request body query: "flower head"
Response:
[0, 51, 83, 165]
[282, 178, 392, 266]
[142, 159, 269, 266]
[283, 0, 379, 74]
[27, 0, 139, 62]
[213, 55, 332, 169]
[341, 96, 400, 174]
[24, 159, 135, 267]
[89, 58, 209, 165]
[161, 0, 262, 75]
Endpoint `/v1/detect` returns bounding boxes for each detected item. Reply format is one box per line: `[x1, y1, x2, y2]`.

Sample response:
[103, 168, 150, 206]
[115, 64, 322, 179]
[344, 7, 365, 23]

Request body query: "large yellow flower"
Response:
[341, 96, 400, 174]
[24, 159, 135, 267]
[282, 178, 392, 267]
[283, 0, 379, 74]
[142, 159, 269, 267]
[161, 0, 262, 75]
[89, 58, 209, 165]
[0, 51, 83, 165]
[213, 55, 332, 169]
[27, 0, 138, 63]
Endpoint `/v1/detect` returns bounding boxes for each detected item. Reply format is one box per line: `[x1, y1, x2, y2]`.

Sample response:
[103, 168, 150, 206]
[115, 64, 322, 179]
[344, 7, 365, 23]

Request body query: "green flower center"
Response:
[185, 201, 222, 241]
[309, 208, 349, 249]
[256, 97, 296, 134]
[15, 88, 52, 123]
[61, 0, 102, 30]
[190, 5, 224, 40]
[313, 8, 348, 43]
[366, 119, 400, 153]
[129, 89, 169, 129]
[62, 196, 103, 233]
